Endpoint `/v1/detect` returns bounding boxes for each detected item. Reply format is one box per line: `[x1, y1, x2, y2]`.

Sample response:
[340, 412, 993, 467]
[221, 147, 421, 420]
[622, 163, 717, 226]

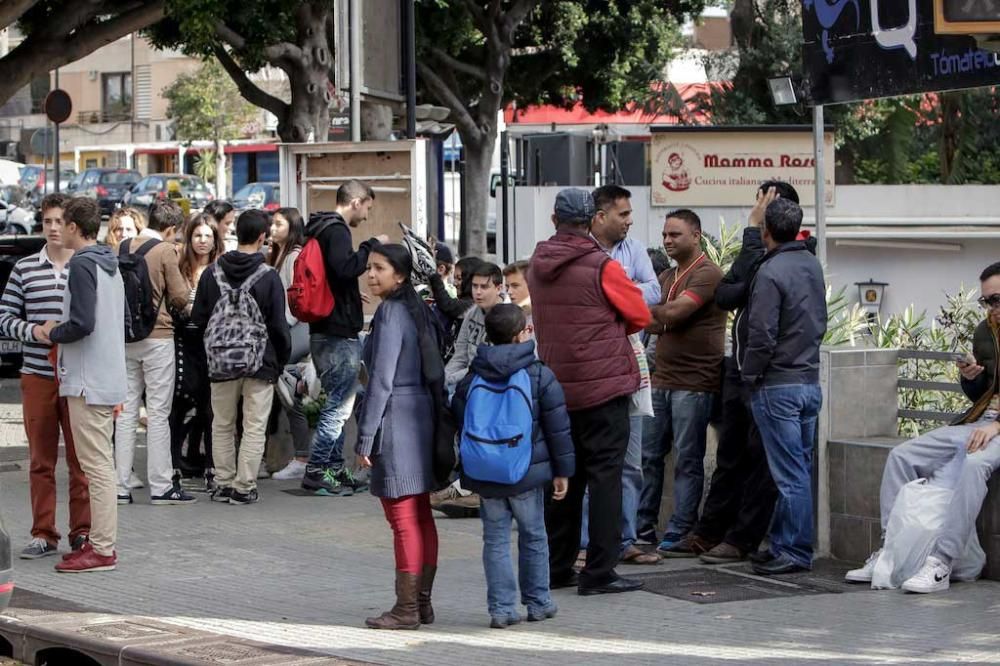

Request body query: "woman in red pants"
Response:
[356, 244, 445, 630]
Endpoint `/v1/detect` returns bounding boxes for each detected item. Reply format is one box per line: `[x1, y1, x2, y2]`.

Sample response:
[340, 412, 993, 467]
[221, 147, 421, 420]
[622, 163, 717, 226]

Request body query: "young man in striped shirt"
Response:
[0, 193, 90, 559]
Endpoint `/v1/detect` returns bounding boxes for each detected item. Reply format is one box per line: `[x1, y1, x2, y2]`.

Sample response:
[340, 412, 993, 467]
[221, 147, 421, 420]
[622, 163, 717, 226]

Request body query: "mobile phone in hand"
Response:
[954, 353, 971, 367]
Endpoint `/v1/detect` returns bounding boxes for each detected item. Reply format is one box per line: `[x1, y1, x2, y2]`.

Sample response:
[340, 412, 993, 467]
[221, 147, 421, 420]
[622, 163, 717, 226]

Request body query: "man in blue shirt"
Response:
[583, 185, 661, 565]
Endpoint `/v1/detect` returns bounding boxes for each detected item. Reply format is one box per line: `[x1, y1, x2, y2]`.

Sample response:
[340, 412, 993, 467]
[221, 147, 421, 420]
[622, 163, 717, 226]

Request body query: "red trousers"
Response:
[380, 493, 438, 574]
[22, 373, 90, 544]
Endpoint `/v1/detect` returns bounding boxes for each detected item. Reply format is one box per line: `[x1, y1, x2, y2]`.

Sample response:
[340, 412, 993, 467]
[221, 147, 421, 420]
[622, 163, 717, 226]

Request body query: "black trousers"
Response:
[546, 395, 630, 587]
[169, 392, 214, 470]
[693, 356, 777, 553]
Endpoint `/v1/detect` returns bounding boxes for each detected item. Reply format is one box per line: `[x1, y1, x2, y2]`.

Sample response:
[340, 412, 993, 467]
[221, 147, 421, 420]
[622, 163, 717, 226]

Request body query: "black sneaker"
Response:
[636, 526, 658, 546]
[151, 488, 198, 505]
[117, 493, 133, 505]
[301, 466, 342, 495]
[336, 468, 369, 496]
[210, 486, 233, 503]
[229, 488, 259, 505]
[69, 534, 89, 552]
[204, 469, 217, 493]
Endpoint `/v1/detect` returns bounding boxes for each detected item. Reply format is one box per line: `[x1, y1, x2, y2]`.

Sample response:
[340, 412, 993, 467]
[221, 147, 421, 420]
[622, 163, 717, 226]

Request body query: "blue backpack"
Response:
[460, 368, 534, 484]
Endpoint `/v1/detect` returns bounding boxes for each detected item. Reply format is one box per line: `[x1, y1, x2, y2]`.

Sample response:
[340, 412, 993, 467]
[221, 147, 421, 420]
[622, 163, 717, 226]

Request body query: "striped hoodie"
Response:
[0, 246, 67, 378]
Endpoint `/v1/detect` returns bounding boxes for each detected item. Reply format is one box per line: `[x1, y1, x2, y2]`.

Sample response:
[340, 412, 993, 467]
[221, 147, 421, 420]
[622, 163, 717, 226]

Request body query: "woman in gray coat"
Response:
[356, 244, 445, 630]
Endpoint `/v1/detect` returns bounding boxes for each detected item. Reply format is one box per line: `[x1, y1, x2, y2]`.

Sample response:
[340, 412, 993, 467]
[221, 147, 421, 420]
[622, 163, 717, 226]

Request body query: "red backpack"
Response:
[288, 235, 335, 323]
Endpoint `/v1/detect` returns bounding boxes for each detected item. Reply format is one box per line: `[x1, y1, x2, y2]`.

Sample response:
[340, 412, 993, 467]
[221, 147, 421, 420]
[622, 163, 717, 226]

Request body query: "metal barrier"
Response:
[897, 349, 964, 423]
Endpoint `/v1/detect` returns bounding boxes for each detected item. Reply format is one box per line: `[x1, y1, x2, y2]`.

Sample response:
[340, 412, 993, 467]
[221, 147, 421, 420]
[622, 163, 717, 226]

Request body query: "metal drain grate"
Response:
[631, 560, 866, 604]
[631, 568, 818, 604]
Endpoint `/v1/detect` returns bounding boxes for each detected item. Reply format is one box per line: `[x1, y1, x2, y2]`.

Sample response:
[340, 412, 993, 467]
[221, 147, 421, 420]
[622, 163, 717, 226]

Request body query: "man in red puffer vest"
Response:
[528, 188, 651, 596]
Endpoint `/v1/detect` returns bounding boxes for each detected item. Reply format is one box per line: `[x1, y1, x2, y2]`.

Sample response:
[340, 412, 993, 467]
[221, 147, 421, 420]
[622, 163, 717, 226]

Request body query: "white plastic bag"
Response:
[871, 478, 987, 589]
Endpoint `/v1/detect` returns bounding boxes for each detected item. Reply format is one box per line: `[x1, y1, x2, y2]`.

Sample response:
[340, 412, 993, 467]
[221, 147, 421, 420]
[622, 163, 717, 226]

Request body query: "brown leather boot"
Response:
[365, 571, 421, 630]
[418, 565, 436, 624]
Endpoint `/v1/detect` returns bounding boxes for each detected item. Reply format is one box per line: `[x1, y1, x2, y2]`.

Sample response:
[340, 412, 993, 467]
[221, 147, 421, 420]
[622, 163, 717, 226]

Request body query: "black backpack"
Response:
[118, 238, 162, 342]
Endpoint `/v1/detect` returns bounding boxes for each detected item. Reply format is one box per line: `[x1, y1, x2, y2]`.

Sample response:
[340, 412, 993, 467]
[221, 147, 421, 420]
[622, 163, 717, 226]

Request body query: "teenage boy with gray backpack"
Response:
[192, 210, 291, 505]
[451, 304, 575, 629]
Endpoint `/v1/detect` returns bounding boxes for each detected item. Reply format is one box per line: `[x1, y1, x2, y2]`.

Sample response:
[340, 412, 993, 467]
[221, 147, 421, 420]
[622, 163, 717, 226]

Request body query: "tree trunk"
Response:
[461, 130, 495, 259]
[939, 92, 962, 183]
[276, 2, 333, 142]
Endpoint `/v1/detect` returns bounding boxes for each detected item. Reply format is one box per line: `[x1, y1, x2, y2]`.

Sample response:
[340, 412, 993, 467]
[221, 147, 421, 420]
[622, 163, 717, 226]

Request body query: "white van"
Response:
[0, 160, 24, 187]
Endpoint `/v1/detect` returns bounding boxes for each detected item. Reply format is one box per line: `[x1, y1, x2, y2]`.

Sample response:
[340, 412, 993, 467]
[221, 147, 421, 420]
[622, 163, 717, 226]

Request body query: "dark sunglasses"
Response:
[978, 294, 1000, 309]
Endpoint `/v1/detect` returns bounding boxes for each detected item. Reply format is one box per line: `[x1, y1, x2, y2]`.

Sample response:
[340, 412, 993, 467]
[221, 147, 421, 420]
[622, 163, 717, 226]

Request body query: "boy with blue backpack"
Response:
[451, 303, 575, 628]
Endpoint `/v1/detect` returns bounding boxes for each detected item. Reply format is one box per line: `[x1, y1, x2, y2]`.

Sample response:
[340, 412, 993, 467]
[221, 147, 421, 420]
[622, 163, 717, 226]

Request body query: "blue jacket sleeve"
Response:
[356, 302, 405, 455]
[741, 268, 781, 386]
[631, 244, 662, 307]
[537, 366, 575, 479]
[49, 259, 97, 344]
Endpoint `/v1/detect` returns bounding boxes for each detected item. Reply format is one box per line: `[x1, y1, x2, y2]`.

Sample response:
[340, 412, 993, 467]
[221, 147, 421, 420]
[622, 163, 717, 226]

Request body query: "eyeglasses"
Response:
[978, 294, 1000, 309]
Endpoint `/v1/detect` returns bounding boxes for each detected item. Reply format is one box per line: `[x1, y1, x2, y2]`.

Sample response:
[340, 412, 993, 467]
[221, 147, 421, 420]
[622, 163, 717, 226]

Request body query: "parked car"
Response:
[0, 235, 45, 374]
[232, 182, 280, 213]
[67, 168, 141, 218]
[0, 186, 36, 234]
[19, 166, 77, 205]
[124, 173, 214, 214]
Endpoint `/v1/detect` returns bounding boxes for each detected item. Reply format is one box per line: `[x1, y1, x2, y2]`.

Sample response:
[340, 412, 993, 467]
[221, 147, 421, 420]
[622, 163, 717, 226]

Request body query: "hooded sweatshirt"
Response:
[527, 228, 650, 411]
[51, 243, 127, 406]
[304, 211, 380, 339]
[191, 250, 291, 383]
[452, 340, 575, 498]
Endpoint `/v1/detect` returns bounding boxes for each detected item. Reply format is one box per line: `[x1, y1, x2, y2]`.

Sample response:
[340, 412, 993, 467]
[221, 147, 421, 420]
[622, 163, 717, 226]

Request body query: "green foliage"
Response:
[163, 60, 259, 143]
[193, 149, 216, 183]
[867, 289, 980, 437]
[151, 0, 299, 70]
[416, 0, 698, 115]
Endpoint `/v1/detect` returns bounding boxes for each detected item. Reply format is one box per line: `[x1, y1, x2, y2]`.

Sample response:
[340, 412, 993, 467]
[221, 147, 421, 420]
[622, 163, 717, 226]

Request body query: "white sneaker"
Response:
[844, 549, 881, 583]
[272, 459, 307, 480]
[901, 556, 951, 594]
[127, 471, 144, 489]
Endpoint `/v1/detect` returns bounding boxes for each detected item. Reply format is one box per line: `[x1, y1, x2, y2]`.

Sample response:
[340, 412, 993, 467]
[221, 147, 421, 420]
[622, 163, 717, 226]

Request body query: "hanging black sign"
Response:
[802, 0, 1000, 105]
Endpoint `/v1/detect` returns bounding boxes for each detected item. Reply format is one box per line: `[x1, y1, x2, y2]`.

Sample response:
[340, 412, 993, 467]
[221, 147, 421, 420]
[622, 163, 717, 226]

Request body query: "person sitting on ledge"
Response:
[846, 261, 1000, 593]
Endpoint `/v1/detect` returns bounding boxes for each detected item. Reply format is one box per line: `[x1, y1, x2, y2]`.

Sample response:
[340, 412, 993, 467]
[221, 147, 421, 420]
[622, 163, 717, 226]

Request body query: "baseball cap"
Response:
[553, 188, 596, 223]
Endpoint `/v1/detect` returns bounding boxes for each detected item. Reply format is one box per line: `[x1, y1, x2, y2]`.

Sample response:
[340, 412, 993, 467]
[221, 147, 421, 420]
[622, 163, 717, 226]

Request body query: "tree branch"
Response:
[416, 61, 480, 142]
[460, 0, 489, 33]
[430, 47, 487, 81]
[503, 0, 540, 41]
[0, 0, 165, 106]
[0, 0, 40, 32]
[212, 46, 289, 120]
[213, 19, 302, 70]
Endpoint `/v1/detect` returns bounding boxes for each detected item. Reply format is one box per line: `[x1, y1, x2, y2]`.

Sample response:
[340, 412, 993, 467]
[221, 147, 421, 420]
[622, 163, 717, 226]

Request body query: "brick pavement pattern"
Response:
[0, 381, 997, 664]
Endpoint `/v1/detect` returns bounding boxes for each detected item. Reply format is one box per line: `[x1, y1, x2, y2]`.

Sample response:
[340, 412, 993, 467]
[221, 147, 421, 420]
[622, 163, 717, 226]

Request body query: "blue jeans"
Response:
[581, 414, 643, 551]
[638, 389, 713, 537]
[750, 383, 822, 568]
[480, 487, 554, 620]
[307, 335, 360, 469]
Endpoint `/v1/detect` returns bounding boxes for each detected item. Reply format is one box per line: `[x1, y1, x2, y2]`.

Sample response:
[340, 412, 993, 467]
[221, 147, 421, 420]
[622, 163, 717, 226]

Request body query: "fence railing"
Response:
[897, 349, 964, 424]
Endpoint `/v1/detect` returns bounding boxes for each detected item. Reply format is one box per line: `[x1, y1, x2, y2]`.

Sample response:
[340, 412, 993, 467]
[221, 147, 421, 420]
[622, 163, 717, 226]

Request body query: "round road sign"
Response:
[44, 90, 72, 124]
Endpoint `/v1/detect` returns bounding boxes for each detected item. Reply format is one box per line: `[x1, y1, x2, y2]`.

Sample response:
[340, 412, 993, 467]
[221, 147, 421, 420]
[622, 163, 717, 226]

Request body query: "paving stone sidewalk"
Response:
[0, 381, 998, 665]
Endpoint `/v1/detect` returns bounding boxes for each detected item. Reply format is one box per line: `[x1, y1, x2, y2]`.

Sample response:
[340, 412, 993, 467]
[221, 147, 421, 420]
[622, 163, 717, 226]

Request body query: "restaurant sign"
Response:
[650, 127, 835, 207]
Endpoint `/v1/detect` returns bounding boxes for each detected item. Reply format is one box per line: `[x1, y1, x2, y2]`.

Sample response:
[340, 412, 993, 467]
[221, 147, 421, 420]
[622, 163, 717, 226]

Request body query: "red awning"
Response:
[504, 83, 715, 125]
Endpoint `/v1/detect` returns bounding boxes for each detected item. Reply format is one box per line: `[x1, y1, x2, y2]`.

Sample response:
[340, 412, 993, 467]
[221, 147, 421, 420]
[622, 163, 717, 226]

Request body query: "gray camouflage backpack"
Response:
[205, 263, 270, 381]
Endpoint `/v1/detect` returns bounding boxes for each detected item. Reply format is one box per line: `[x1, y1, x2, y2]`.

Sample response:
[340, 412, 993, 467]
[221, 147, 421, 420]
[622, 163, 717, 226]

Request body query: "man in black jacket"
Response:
[676, 182, 794, 565]
[742, 197, 827, 575]
[301, 180, 387, 495]
[192, 210, 292, 505]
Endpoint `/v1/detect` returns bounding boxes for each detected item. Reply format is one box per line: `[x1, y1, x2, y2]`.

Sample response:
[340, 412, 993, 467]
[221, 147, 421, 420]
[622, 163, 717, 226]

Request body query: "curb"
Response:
[0, 589, 373, 666]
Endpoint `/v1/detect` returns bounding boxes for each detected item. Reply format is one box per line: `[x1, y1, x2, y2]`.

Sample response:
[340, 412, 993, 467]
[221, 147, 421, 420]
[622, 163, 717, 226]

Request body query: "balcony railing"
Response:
[77, 109, 133, 124]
